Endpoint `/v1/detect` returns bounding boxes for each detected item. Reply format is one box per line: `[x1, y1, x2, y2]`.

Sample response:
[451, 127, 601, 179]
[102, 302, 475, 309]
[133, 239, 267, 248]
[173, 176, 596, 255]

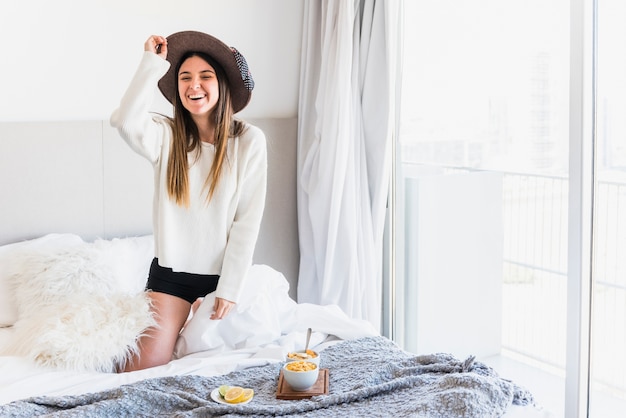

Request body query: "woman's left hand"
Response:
[211, 297, 235, 320]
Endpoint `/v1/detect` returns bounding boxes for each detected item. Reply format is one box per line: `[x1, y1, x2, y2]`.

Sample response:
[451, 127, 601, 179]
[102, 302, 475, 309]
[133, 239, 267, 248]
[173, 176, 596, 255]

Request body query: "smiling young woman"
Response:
[110, 31, 267, 372]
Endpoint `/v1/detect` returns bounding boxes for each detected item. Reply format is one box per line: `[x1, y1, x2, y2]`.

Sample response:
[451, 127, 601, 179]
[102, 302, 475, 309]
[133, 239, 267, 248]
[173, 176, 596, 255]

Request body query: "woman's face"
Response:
[177, 55, 220, 118]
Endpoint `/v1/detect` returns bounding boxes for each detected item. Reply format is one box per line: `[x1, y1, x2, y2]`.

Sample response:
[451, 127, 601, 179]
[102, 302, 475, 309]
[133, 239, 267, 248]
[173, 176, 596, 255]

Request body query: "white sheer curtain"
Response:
[296, 0, 401, 330]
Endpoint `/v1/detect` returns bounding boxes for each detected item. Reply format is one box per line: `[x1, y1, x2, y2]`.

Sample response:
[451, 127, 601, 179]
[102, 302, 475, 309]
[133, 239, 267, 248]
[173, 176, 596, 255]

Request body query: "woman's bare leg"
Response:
[183, 297, 203, 329]
[122, 291, 191, 372]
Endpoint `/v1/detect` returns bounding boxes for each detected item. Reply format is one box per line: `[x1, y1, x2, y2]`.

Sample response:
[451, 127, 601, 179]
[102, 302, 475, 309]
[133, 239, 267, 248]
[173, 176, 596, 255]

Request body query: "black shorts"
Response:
[145, 258, 220, 304]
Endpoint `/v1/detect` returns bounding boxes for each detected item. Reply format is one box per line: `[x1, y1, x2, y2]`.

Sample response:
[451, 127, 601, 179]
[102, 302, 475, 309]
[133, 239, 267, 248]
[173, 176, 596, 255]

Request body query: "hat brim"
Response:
[158, 31, 251, 113]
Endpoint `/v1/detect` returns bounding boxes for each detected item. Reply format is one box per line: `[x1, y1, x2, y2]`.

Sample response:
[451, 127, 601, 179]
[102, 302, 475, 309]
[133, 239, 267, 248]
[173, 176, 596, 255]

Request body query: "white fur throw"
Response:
[0, 240, 155, 372]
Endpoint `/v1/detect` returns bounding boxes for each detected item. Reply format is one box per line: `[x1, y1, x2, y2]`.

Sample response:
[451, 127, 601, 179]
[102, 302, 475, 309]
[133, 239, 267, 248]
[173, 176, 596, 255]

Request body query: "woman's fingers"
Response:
[211, 297, 235, 320]
[144, 35, 167, 58]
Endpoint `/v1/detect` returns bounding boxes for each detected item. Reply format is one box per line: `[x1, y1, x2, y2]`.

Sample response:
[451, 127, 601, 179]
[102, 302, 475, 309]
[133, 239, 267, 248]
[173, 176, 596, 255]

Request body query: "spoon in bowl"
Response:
[304, 327, 312, 353]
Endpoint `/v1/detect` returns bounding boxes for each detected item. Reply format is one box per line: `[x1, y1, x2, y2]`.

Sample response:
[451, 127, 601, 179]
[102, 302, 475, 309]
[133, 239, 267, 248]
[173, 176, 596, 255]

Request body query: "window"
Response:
[590, 0, 626, 415]
[392, 0, 626, 416]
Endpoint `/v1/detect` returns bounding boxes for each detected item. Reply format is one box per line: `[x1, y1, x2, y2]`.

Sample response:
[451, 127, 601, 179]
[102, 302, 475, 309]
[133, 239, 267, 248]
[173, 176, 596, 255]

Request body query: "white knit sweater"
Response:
[110, 52, 267, 303]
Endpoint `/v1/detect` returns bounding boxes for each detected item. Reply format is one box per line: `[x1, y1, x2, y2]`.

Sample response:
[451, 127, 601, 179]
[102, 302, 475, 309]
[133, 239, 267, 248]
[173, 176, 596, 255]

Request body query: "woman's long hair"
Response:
[166, 51, 246, 207]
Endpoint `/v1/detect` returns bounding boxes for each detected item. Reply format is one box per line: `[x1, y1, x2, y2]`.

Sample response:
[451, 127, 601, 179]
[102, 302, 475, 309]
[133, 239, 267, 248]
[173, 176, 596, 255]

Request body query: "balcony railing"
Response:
[501, 172, 626, 397]
[400, 163, 626, 399]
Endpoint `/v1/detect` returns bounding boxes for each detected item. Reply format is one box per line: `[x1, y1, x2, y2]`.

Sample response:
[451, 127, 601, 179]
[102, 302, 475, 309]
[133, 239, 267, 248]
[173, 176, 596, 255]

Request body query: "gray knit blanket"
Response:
[0, 336, 534, 418]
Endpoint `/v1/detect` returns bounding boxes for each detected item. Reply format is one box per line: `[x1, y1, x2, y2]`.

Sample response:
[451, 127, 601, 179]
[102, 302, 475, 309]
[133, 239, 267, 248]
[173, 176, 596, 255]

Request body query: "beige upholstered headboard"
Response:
[0, 117, 300, 296]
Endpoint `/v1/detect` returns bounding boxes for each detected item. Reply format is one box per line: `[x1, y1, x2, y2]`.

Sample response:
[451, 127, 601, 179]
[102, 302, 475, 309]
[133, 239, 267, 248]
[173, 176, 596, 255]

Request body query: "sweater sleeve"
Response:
[215, 126, 268, 303]
[110, 51, 171, 163]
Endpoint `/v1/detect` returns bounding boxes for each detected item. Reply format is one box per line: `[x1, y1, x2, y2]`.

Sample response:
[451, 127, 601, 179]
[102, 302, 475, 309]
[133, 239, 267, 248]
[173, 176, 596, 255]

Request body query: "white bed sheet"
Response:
[0, 326, 337, 405]
[0, 260, 552, 417]
[0, 258, 378, 406]
[0, 326, 554, 418]
[0, 270, 359, 405]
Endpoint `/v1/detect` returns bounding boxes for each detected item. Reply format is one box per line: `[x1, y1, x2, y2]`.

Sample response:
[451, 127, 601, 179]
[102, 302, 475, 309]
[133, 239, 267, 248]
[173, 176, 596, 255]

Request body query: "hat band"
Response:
[231, 47, 254, 91]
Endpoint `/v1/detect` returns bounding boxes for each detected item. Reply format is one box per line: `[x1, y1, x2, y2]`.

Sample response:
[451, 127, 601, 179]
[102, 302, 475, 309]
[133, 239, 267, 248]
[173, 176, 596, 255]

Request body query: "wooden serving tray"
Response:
[276, 368, 329, 400]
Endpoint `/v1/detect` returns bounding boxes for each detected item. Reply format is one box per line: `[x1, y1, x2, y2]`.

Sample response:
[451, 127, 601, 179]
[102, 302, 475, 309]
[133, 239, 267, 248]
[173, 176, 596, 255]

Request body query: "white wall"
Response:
[0, 0, 303, 122]
[0, 1, 304, 295]
[0, 118, 300, 296]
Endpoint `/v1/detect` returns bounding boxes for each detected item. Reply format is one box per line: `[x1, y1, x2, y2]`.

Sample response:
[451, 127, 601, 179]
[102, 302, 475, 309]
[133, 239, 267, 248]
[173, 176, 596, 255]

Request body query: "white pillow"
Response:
[3, 292, 154, 373]
[91, 235, 154, 295]
[0, 236, 156, 372]
[0, 234, 84, 327]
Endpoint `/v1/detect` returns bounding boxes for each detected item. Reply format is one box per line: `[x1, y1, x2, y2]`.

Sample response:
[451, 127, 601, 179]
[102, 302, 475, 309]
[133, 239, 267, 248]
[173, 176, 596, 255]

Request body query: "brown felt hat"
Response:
[158, 31, 254, 113]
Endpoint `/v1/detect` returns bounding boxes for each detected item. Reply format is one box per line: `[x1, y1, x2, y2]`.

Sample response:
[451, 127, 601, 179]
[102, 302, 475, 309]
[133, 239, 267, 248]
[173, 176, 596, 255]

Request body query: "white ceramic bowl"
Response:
[286, 350, 320, 366]
[282, 361, 320, 391]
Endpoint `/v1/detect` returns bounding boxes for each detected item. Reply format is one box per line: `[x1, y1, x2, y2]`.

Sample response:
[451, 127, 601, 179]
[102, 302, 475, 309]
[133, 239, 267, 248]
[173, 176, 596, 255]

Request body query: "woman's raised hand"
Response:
[144, 35, 168, 59]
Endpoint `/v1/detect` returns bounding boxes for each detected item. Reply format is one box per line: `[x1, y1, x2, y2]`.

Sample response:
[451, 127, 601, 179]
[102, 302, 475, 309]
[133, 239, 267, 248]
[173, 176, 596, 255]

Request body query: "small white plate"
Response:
[210, 388, 253, 405]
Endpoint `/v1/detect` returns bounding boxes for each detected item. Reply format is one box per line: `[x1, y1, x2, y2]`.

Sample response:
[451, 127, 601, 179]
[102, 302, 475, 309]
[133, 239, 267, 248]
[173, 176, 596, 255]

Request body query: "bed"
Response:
[0, 233, 551, 417]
